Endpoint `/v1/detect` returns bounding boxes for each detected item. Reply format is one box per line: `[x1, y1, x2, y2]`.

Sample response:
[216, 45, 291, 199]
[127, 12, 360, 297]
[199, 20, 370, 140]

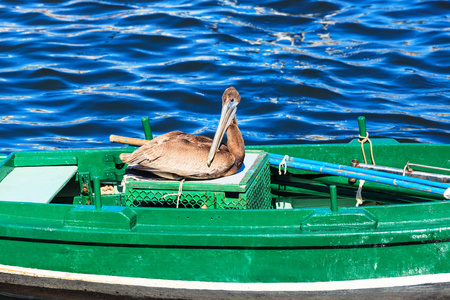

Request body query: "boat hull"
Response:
[0, 202, 449, 299]
[0, 141, 448, 298]
[1, 264, 450, 299]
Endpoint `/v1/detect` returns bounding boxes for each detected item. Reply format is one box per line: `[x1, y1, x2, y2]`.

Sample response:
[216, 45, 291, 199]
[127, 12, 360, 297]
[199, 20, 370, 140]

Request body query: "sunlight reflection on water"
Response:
[0, 0, 448, 151]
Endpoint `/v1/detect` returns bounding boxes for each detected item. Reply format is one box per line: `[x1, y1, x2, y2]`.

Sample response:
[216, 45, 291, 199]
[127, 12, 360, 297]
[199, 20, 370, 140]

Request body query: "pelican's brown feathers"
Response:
[120, 87, 245, 179]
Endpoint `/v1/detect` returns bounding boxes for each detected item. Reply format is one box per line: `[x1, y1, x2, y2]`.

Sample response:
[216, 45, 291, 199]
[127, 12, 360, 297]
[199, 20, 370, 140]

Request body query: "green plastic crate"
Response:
[123, 150, 271, 209]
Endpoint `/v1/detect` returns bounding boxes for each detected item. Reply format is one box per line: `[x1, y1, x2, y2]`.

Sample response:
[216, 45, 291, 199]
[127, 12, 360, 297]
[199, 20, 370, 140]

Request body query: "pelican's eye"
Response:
[230, 98, 235, 103]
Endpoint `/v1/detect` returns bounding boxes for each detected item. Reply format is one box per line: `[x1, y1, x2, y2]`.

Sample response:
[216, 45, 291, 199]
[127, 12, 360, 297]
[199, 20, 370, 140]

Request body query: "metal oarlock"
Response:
[352, 160, 450, 184]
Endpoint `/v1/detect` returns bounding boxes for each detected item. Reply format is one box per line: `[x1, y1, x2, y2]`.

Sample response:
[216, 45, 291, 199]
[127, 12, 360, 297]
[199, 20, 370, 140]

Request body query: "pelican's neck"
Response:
[226, 118, 245, 167]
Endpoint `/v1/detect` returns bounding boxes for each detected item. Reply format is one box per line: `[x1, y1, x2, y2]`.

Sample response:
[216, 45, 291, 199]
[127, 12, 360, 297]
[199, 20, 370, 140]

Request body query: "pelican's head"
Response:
[207, 87, 241, 167]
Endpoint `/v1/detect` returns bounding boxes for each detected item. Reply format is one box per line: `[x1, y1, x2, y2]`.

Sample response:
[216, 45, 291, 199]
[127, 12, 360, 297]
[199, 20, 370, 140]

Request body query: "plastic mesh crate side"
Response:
[239, 162, 271, 209]
[123, 152, 271, 209]
[125, 188, 197, 208]
[125, 187, 229, 209]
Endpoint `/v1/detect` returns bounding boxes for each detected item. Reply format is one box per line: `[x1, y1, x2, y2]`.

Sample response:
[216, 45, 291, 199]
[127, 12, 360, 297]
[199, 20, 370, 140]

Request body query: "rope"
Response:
[355, 179, 365, 207]
[356, 132, 376, 206]
[122, 167, 186, 208]
[402, 162, 410, 176]
[162, 178, 185, 208]
[358, 132, 376, 165]
[278, 155, 289, 175]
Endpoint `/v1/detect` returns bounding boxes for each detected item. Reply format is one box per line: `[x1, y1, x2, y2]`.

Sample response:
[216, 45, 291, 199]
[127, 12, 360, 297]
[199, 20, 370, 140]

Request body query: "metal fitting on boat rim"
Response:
[445, 187, 450, 200]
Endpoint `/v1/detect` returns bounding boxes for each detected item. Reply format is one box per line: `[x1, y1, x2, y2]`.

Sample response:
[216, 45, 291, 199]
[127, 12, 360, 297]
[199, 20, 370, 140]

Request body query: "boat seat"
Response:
[0, 166, 78, 204]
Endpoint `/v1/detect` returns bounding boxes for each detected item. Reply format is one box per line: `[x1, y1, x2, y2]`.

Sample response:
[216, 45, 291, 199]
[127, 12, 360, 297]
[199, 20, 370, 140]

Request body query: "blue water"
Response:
[0, 0, 449, 152]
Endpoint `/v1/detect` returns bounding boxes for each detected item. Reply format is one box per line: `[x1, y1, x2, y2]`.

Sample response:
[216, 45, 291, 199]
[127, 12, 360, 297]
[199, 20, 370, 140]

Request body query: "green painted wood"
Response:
[141, 116, 153, 140]
[300, 207, 378, 231]
[0, 201, 448, 282]
[0, 153, 15, 183]
[0, 141, 447, 284]
[358, 116, 367, 137]
[64, 205, 137, 229]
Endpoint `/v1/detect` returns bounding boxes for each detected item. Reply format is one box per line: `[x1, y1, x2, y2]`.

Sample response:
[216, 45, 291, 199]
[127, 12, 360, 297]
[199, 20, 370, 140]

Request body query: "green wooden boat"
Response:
[0, 119, 449, 299]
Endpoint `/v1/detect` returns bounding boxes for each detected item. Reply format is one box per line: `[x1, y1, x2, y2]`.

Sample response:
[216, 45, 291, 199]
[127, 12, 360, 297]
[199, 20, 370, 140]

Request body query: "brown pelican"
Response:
[119, 87, 245, 180]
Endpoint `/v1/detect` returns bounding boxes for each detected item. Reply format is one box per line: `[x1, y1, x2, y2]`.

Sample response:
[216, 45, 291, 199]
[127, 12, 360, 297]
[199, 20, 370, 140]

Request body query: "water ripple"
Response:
[0, 0, 448, 151]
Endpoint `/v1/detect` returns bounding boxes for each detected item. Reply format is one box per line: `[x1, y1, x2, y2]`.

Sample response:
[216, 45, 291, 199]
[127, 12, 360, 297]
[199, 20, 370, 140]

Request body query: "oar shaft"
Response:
[110, 135, 147, 146]
[269, 154, 450, 190]
[269, 154, 450, 199]
[354, 161, 450, 184]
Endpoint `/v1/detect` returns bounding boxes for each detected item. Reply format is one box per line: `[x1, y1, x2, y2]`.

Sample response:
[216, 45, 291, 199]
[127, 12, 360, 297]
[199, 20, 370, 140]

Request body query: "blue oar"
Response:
[269, 154, 450, 190]
[269, 154, 450, 199]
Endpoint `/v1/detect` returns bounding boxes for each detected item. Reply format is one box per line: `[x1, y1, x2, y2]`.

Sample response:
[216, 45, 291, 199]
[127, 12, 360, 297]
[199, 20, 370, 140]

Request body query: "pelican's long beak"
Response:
[207, 100, 238, 167]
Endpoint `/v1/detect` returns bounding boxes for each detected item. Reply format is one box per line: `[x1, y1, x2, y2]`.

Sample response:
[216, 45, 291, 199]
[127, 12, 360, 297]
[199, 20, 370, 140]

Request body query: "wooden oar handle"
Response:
[110, 135, 147, 146]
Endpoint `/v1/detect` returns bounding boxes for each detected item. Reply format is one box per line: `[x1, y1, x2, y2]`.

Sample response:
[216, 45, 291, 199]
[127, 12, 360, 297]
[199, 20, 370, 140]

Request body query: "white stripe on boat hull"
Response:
[0, 264, 449, 292]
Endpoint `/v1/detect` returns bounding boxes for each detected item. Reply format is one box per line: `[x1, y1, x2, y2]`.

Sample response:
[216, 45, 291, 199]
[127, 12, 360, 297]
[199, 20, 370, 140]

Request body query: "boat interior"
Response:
[0, 136, 448, 210]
